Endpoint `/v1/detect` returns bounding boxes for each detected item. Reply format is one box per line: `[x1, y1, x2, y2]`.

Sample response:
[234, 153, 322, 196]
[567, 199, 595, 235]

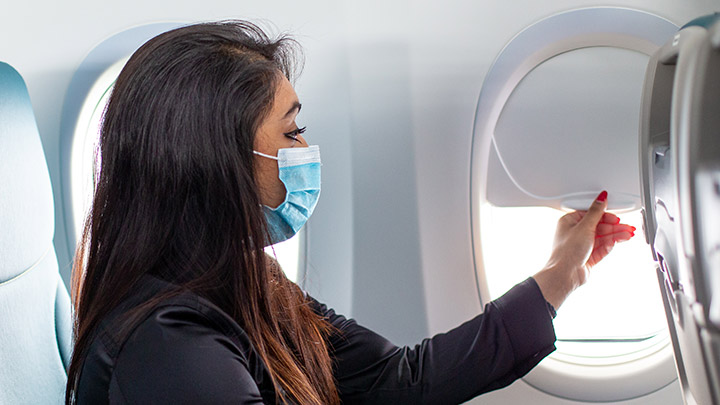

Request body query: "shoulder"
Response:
[109, 299, 269, 403]
[78, 284, 275, 404]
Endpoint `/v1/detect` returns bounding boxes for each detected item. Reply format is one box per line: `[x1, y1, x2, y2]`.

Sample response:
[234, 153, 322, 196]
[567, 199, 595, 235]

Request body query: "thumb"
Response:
[579, 190, 608, 228]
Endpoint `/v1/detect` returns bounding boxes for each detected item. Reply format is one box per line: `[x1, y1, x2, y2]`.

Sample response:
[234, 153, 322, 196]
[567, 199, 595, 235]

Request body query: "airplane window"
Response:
[477, 39, 671, 360]
[468, 7, 680, 401]
[70, 58, 302, 282]
[478, 46, 670, 359]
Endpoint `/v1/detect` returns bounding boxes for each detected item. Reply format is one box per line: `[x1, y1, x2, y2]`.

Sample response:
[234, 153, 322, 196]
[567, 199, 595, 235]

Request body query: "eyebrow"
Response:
[284, 101, 302, 119]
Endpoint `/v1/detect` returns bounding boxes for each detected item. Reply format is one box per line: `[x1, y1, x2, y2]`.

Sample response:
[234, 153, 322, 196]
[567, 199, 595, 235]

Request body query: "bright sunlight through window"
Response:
[480, 204, 667, 358]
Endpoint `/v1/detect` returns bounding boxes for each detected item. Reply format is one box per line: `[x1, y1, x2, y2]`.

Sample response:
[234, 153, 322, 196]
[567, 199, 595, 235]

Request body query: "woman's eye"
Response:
[283, 126, 306, 142]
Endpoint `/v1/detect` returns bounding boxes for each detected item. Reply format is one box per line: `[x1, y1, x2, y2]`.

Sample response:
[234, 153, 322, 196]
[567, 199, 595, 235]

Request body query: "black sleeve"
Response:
[317, 277, 557, 404]
[108, 305, 265, 404]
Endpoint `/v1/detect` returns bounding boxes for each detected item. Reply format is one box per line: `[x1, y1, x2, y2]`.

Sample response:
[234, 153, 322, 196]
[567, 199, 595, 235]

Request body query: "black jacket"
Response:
[77, 276, 556, 404]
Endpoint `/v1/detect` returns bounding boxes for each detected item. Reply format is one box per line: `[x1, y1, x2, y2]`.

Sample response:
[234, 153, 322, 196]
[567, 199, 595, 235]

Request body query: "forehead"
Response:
[269, 75, 299, 117]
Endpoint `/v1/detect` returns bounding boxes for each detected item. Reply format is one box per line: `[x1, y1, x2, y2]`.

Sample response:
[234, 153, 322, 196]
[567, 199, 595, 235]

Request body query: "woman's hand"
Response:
[533, 191, 636, 310]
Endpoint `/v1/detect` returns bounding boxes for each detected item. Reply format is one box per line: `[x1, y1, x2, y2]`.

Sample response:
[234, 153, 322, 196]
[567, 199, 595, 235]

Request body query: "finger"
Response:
[595, 223, 614, 236]
[612, 230, 634, 243]
[596, 231, 633, 245]
[579, 190, 608, 229]
[601, 212, 620, 224]
[587, 238, 616, 268]
[587, 228, 633, 268]
[595, 224, 635, 238]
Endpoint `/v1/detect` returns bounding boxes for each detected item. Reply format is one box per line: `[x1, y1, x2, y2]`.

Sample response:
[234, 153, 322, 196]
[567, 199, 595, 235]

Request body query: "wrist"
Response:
[533, 264, 578, 310]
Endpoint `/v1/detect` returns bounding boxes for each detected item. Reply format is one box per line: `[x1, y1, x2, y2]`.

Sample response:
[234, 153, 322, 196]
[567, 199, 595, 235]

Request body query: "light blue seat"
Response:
[0, 61, 72, 404]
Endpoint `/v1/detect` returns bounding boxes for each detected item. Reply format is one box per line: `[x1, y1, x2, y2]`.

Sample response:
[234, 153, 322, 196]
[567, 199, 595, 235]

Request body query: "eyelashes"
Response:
[283, 126, 306, 142]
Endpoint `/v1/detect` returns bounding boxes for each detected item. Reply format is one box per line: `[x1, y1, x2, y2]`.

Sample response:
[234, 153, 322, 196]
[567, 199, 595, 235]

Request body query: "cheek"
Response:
[254, 158, 286, 207]
[255, 157, 277, 190]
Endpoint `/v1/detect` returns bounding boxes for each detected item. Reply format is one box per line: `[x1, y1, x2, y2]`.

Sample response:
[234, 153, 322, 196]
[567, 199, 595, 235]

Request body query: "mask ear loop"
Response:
[253, 150, 283, 210]
[253, 150, 279, 160]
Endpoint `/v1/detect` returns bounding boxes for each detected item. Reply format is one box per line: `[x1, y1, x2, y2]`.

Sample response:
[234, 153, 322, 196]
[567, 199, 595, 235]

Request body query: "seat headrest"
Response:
[0, 62, 55, 282]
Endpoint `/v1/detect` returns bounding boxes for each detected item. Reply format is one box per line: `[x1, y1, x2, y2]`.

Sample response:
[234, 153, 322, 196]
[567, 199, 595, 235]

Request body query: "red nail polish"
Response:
[596, 190, 608, 202]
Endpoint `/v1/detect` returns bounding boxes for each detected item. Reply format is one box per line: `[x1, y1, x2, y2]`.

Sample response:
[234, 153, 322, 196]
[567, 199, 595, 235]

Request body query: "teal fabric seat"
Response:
[0, 61, 72, 404]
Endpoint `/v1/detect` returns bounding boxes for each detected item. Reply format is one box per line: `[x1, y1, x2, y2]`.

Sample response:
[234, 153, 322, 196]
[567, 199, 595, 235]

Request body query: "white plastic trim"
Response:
[70, 56, 129, 241]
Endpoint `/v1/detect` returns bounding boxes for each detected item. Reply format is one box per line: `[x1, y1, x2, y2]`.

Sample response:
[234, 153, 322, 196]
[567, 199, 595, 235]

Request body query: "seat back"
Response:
[640, 14, 720, 405]
[0, 61, 72, 404]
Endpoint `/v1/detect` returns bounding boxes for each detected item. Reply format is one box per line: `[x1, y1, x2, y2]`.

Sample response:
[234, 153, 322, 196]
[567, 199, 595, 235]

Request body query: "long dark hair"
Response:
[66, 21, 339, 404]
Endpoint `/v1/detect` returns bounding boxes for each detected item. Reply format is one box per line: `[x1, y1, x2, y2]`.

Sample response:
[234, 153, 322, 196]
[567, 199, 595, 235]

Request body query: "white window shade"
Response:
[488, 47, 648, 211]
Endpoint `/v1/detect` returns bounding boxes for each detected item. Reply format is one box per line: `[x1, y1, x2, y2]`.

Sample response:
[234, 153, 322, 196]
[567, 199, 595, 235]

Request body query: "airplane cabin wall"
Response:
[1, 0, 717, 403]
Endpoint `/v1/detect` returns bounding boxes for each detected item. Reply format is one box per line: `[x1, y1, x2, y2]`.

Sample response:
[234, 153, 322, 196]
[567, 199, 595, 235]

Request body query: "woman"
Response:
[66, 21, 635, 404]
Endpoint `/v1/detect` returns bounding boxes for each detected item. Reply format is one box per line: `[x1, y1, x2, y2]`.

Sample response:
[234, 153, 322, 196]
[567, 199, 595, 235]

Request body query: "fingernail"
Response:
[596, 190, 608, 202]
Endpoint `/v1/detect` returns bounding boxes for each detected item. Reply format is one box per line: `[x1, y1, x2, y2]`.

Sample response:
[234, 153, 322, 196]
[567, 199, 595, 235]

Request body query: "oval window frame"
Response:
[469, 7, 680, 401]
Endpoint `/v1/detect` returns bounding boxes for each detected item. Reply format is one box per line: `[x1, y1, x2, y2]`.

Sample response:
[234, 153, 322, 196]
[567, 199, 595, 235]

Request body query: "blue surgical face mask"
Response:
[253, 145, 321, 246]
